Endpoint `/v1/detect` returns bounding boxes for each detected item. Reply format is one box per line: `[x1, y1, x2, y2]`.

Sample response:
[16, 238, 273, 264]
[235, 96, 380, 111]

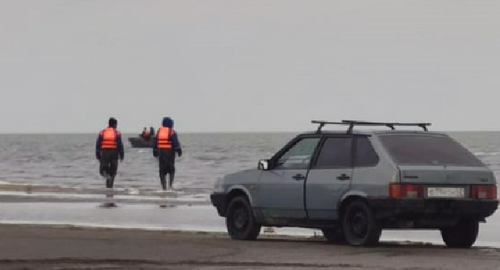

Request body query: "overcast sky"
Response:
[0, 0, 499, 133]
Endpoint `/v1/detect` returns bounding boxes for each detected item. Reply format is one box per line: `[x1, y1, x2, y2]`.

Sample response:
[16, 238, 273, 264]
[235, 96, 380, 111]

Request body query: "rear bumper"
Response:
[210, 192, 227, 217]
[370, 198, 499, 221]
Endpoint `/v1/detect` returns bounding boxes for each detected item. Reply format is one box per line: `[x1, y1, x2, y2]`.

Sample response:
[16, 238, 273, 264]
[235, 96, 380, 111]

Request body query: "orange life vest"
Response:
[157, 127, 175, 149]
[100, 127, 118, 149]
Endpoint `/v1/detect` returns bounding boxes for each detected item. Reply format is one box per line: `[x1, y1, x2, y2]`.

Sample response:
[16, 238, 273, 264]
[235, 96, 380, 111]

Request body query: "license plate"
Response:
[427, 187, 465, 198]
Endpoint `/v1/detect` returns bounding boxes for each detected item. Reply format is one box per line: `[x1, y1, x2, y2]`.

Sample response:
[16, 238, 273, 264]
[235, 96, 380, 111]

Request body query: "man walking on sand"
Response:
[153, 117, 182, 190]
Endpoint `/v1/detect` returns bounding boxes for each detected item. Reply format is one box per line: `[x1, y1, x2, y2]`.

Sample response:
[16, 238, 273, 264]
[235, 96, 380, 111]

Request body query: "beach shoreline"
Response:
[0, 189, 499, 248]
[1, 186, 500, 269]
[0, 224, 499, 270]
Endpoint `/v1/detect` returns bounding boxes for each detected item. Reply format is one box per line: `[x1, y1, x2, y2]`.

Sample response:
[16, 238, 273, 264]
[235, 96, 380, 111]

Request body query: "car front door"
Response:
[305, 135, 354, 220]
[254, 136, 321, 219]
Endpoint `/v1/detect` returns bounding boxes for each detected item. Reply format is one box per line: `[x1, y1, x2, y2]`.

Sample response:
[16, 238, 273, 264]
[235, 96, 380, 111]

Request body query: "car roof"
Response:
[299, 129, 448, 137]
[304, 120, 442, 137]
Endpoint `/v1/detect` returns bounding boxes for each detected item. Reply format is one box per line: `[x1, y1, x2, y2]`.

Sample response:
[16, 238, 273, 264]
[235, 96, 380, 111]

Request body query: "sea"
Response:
[1, 131, 500, 247]
[1, 132, 499, 192]
[0, 132, 295, 193]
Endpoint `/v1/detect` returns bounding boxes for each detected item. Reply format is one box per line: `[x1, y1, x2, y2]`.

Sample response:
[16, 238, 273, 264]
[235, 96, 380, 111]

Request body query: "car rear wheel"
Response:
[321, 225, 345, 243]
[342, 200, 381, 246]
[440, 219, 479, 248]
[226, 196, 261, 240]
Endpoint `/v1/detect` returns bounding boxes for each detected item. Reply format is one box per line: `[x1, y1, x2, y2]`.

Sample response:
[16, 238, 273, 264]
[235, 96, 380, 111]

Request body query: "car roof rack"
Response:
[311, 120, 431, 133]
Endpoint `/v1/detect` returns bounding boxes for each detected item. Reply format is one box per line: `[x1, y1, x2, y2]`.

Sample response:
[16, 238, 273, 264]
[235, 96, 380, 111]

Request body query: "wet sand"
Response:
[0, 224, 499, 270]
[0, 199, 499, 248]
[0, 188, 499, 269]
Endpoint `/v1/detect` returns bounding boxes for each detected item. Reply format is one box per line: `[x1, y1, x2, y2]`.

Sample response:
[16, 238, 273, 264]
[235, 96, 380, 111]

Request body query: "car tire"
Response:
[440, 219, 479, 248]
[226, 196, 261, 240]
[321, 225, 345, 243]
[342, 200, 381, 246]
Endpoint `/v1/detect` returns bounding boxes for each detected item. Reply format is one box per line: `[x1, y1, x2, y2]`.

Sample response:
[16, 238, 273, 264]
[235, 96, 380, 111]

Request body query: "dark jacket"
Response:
[153, 117, 182, 156]
[95, 127, 124, 160]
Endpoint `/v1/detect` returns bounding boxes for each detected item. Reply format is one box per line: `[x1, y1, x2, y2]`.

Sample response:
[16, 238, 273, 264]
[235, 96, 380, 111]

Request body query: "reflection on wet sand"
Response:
[0, 183, 499, 249]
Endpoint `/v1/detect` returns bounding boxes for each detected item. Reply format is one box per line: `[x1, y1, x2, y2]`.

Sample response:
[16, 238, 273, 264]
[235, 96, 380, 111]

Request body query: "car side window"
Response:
[314, 137, 352, 168]
[275, 137, 320, 169]
[355, 137, 379, 167]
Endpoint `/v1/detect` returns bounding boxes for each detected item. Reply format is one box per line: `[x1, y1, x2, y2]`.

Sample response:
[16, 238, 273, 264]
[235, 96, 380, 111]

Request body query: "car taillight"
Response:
[389, 183, 424, 199]
[470, 185, 497, 199]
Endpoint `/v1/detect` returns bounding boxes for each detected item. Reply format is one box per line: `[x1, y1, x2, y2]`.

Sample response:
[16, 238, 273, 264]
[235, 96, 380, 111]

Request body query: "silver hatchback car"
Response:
[210, 120, 498, 247]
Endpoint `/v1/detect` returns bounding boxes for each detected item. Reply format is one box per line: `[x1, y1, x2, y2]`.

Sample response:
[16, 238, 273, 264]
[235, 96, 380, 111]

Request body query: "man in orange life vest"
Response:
[96, 117, 125, 188]
[153, 117, 182, 190]
[141, 127, 149, 140]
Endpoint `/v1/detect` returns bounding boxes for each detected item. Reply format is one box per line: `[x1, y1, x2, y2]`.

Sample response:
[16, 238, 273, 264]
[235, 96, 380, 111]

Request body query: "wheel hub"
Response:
[233, 207, 249, 230]
[351, 212, 368, 237]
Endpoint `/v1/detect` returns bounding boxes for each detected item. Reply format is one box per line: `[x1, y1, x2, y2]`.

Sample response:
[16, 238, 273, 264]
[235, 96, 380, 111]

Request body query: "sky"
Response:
[0, 0, 499, 133]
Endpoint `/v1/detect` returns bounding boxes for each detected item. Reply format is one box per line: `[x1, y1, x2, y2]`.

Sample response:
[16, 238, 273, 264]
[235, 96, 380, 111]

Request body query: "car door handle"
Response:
[292, 174, 306, 181]
[336, 174, 350, 181]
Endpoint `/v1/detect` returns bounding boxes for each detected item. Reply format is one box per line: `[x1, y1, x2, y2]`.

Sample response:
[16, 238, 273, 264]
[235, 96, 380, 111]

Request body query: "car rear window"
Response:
[379, 134, 484, 167]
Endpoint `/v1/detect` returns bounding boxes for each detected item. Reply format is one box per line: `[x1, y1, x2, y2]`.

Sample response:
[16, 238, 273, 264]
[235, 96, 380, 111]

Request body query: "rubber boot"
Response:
[106, 176, 114, 189]
[160, 176, 167, 190]
[168, 173, 175, 190]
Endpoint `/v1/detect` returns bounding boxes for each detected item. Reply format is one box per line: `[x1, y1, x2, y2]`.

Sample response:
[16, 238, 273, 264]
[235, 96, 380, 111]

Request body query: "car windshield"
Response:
[379, 134, 484, 167]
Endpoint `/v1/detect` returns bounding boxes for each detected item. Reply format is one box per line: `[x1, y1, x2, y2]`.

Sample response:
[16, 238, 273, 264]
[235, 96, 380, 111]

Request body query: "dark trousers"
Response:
[99, 149, 119, 188]
[158, 148, 176, 190]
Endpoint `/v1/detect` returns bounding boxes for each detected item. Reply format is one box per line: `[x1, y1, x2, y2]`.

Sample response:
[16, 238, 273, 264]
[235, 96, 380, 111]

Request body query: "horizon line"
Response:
[1, 129, 500, 135]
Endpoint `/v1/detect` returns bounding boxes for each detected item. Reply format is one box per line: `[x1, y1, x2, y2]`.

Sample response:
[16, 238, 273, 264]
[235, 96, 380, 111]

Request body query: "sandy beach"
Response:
[0, 224, 499, 270]
[0, 188, 499, 269]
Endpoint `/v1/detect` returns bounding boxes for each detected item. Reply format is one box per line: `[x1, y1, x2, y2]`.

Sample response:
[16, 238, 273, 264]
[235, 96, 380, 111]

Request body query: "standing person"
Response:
[149, 127, 155, 141]
[96, 117, 124, 189]
[153, 117, 182, 190]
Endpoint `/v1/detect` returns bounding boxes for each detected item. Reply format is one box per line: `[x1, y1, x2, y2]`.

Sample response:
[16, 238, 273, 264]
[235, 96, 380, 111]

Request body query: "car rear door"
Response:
[305, 135, 354, 220]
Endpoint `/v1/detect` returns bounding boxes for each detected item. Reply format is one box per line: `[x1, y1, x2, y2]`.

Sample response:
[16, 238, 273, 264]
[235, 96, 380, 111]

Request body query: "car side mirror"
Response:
[258, 159, 270, 170]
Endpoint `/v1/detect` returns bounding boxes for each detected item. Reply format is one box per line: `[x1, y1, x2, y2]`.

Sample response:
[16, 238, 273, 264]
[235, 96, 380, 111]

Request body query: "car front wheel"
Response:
[440, 219, 479, 248]
[226, 196, 261, 240]
[342, 200, 381, 246]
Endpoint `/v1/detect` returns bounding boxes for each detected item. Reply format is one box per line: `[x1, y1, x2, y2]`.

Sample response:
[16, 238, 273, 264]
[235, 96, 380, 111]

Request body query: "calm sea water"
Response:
[0, 133, 294, 193]
[0, 132, 499, 194]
